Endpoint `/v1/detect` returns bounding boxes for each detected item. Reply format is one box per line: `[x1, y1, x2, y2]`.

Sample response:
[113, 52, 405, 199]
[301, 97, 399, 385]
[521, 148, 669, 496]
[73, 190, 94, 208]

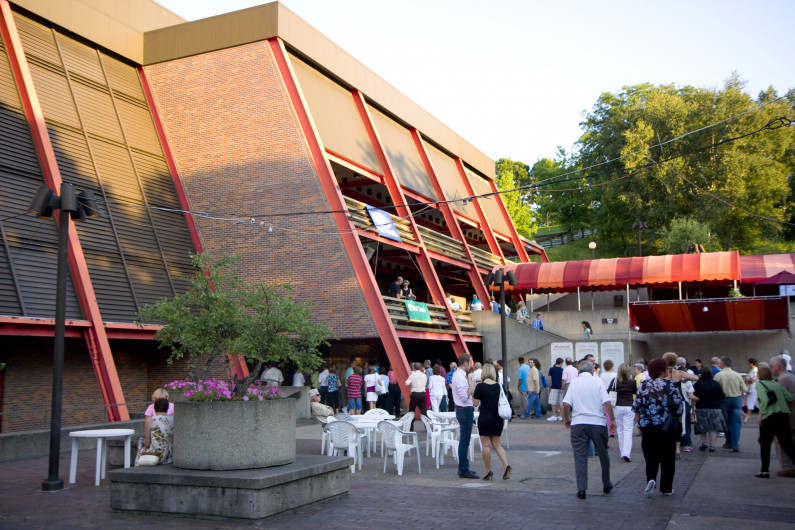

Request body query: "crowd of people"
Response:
[134, 347, 795, 496]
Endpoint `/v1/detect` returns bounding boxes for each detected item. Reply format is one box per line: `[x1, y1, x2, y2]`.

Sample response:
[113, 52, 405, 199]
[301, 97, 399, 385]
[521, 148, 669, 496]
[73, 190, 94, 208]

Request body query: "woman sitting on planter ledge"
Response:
[136, 397, 174, 466]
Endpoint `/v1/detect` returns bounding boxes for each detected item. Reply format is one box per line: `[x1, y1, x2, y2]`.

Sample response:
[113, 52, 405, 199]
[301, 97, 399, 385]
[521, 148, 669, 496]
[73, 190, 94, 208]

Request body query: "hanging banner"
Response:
[405, 300, 432, 323]
[365, 205, 402, 242]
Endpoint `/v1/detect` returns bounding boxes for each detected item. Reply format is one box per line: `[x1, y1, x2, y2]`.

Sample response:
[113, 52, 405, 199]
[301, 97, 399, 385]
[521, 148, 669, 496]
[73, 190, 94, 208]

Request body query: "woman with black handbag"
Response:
[754, 365, 795, 478]
[633, 359, 684, 497]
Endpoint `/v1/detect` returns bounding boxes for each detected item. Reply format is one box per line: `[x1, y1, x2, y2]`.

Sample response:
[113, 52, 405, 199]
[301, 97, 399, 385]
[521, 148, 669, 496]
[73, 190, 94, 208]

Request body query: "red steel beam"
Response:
[411, 129, 490, 304]
[351, 89, 469, 359]
[0, 1, 128, 421]
[267, 38, 413, 397]
[138, 67, 249, 380]
[455, 157, 506, 264]
[487, 178, 531, 262]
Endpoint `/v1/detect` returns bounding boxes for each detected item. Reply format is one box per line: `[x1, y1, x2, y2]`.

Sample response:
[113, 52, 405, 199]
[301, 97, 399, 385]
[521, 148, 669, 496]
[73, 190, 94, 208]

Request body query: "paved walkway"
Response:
[1, 415, 794, 529]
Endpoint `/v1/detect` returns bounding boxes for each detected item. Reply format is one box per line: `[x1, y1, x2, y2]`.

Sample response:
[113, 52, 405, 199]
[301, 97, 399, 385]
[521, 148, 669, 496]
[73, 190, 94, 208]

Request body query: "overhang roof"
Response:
[497, 251, 741, 294]
[629, 297, 790, 333]
[739, 253, 795, 283]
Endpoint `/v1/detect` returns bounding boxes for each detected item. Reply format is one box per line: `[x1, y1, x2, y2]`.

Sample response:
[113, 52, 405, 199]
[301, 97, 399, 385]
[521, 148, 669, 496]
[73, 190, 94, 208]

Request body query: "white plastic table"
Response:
[69, 428, 135, 486]
[431, 411, 479, 421]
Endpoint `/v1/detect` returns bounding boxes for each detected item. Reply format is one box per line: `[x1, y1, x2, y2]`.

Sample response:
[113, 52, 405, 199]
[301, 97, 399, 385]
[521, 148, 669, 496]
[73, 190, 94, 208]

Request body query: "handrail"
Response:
[382, 296, 478, 333]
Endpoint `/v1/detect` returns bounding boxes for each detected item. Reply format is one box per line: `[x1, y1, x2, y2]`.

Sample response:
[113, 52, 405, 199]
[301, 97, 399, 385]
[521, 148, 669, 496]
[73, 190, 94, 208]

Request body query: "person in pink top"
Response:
[562, 358, 579, 397]
[145, 388, 175, 417]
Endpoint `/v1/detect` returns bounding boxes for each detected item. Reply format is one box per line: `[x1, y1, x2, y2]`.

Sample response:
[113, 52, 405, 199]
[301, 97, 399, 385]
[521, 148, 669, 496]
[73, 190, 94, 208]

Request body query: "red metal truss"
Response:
[0, 0, 128, 421]
[487, 178, 531, 262]
[351, 89, 470, 359]
[267, 38, 413, 395]
[411, 129, 491, 304]
[138, 67, 249, 380]
[455, 157, 506, 263]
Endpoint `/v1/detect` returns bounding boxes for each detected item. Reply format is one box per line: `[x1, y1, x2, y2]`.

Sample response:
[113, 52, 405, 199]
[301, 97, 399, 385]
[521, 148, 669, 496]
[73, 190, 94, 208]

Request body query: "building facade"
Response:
[0, 0, 543, 432]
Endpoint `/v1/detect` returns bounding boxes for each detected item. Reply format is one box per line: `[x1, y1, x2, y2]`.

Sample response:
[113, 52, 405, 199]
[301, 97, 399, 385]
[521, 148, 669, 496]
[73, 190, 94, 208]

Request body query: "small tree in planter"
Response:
[139, 253, 333, 397]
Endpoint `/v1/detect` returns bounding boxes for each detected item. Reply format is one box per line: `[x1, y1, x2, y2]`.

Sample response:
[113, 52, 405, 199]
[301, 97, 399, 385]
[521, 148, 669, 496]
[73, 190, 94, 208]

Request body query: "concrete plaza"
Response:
[1, 416, 794, 529]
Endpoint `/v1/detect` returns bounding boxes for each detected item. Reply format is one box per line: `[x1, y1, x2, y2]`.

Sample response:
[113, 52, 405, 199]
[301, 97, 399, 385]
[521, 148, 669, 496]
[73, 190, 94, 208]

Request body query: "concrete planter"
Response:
[173, 399, 296, 471]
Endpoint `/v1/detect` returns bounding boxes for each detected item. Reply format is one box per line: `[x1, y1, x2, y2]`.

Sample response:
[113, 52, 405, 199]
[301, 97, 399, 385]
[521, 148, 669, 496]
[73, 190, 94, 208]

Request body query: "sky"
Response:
[156, 0, 795, 166]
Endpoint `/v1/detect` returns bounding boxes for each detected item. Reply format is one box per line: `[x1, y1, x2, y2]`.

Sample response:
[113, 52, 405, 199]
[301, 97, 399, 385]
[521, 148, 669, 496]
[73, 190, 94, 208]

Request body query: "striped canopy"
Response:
[496, 251, 742, 294]
[739, 253, 795, 284]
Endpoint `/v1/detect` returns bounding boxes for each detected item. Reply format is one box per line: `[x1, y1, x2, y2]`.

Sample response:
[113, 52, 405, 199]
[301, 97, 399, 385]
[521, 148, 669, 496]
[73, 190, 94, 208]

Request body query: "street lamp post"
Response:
[632, 220, 647, 257]
[29, 183, 99, 492]
[588, 241, 596, 259]
[484, 268, 518, 394]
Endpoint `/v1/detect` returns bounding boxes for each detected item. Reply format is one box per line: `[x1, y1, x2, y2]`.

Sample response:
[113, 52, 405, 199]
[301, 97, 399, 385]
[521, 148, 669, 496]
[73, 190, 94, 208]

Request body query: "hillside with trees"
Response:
[497, 75, 795, 258]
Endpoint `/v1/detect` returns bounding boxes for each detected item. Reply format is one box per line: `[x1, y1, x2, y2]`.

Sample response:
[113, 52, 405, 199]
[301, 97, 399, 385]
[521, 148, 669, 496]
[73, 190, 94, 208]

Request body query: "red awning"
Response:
[497, 251, 741, 294]
[740, 254, 795, 284]
[629, 297, 790, 333]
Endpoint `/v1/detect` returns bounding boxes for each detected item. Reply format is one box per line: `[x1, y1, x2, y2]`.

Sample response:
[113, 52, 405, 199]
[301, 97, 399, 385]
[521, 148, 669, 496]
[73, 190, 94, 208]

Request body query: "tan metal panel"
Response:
[100, 52, 145, 100]
[27, 64, 80, 128]
[12, 0, 185, 63]
[88, 137, 141, 201]
[289, 52, 380, 175]
[0, 40, 22, 110]
[115, 98, 160, 154]
[55, 32, 104, 84]
[368, 104, 436, 201]
[46, 125, 99, 192]
[71, 82, 124, 142]
[425, 143, 478, 220]
[12, 12, 60, 65]
[466, 167, 512, 236]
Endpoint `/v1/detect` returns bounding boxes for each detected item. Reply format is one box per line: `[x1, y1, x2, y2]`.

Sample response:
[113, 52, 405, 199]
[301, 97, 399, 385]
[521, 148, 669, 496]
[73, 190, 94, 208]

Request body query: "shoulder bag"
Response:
[497, 384, 512, 420]
[661, 381, 682, 439]
[608, 378, 618, 408]
[759, 381, 777, 405]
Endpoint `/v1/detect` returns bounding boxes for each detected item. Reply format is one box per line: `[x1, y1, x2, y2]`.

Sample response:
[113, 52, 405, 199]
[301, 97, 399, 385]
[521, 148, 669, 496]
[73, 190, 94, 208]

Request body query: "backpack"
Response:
[540, 373, 549, 389]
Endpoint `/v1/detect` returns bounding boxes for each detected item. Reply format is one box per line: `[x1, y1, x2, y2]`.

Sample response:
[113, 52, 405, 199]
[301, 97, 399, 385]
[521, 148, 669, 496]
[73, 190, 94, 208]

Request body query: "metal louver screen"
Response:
[0, 11, 198, 322]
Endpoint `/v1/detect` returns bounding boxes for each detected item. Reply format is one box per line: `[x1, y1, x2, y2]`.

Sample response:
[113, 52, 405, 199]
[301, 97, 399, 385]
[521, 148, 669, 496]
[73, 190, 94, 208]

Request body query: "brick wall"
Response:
[0, 336, 231, 433]
[144, 41, 377, 340]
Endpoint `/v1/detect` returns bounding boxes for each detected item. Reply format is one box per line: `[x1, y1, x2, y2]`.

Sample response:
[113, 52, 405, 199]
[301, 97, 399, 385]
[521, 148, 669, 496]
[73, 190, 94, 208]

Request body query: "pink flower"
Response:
[243, 396, 249, 401]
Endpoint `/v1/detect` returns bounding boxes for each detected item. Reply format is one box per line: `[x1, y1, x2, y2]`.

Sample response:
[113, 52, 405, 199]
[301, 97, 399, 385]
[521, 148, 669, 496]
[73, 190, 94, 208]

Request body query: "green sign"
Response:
[405, 300, 432, 323]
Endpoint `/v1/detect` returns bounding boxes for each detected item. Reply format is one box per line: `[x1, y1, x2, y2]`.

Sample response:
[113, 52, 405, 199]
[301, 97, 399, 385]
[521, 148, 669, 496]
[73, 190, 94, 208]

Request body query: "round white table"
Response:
[69, 428, 135, 486]
[431, 411, 479, 421]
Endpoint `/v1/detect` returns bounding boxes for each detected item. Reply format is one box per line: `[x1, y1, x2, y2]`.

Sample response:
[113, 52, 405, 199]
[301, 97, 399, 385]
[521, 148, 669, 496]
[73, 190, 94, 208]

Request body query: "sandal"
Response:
[709, 447, 715, 452]
[755, 472, 769, 478]
[699, 444, 707, 451]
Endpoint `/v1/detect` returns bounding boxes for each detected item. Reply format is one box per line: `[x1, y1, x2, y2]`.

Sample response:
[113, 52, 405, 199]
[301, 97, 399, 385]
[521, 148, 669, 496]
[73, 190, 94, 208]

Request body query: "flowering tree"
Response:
[139, 253, 333, 398]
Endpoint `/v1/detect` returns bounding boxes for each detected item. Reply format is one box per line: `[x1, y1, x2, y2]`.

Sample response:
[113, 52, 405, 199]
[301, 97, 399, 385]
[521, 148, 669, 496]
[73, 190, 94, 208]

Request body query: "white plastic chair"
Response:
[394, 412, 414, 432]
[364, 408, 390, 417]
[325, 421, 364, 473]
[378, 421, 421, 476]
[435, 422, 461, 469]
[316, 416, 334, 455]
[420, 414, 443, 458]
[334, 412, 354, 421]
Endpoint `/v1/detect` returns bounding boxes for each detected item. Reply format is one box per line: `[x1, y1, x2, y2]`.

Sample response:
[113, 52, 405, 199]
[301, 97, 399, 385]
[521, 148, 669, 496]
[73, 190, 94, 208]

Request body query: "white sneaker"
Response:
[644, 480, 656, 497]
[557, 416, 564, 421]
[547, 416, 557, 422]
[663, 489, 675, 496]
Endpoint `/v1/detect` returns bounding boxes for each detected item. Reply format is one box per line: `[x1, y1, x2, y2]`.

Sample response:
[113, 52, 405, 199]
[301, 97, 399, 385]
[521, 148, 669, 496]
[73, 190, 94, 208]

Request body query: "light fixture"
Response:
[702, 306, 709, 312]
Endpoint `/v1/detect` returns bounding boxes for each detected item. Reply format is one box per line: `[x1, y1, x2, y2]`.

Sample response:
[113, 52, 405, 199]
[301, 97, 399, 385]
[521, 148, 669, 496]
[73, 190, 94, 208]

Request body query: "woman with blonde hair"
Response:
[614, 363, 637, 462]
[470, 364, 510, 480]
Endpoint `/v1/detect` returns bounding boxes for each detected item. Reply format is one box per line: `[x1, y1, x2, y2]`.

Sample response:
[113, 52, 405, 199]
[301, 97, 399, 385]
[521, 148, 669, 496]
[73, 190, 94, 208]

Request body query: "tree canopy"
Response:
[574, 75, 794, 255]
[495, 158, 537, 239]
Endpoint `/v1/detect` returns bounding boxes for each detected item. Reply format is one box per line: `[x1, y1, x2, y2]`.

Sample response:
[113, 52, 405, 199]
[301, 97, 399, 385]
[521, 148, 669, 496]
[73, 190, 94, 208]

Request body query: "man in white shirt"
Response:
[292, 371, 305, 387]
[318, 365, 329, 404]
[405, 363, 428, 431]
[447, 292, 461, 310]
[452, 353, 478, 479]
[563, 360, 616, 499]
[469, 362, 483, 383]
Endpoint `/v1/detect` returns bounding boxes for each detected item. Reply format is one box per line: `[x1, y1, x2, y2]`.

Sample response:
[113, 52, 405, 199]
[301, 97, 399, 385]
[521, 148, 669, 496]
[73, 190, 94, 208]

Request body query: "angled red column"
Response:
[411, 129, 490, 303]
[0, 0, 128, 421]
[267, 38, 413, 395]
[455, 157, 506, 263]
[487, 178, 531, 263]
[351, 90, 469, 359]
[138, 67, 249, 380]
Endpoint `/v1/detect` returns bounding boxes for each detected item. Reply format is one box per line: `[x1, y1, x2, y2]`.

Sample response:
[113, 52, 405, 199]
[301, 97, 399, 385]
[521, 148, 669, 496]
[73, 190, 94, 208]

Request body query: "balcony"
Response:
[382, 296, 480, 337]
[344, 195, 501, 270]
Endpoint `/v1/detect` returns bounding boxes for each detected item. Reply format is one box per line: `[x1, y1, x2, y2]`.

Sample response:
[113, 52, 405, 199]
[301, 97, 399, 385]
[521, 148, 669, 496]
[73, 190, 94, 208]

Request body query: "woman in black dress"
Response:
[472, 363, 510, 480]
[693, 366, 727, 452]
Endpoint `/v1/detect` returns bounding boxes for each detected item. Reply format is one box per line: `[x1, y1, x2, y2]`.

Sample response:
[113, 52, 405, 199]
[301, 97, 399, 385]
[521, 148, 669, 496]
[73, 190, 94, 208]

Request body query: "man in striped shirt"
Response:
[346, 367, 364, 415]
